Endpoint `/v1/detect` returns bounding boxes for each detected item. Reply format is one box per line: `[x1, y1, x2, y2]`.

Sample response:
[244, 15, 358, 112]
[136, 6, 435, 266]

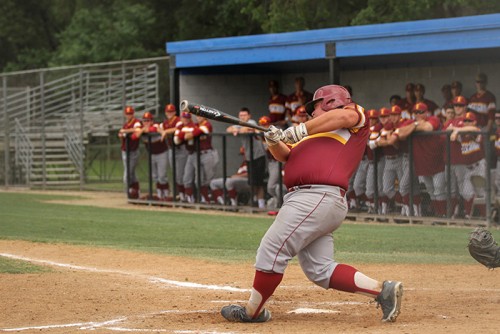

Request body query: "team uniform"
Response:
[221, 85, 403, 324]
[365, 111, 385, 213]
[161, 114, 188, 201]
[210, 161, 249, 206]
[286, 90, 313, 116]
[412, 113, 446, 216]
[268, 93, 289, 127]
[495, 120, 500, 193]
[175, 118, 219, 203]
[468, 91, 496, 129]
[120, 113, 141, 198]
[139, 119, 169, 199]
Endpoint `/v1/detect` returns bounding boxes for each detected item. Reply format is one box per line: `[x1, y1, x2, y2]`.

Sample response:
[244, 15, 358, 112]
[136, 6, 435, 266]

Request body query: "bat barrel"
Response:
[180, 100, 189, 112]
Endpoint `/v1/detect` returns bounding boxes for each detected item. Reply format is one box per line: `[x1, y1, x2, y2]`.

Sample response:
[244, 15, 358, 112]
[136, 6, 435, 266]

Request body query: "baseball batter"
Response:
[118, 106, 142, 198]
[221, 85, 403, 324]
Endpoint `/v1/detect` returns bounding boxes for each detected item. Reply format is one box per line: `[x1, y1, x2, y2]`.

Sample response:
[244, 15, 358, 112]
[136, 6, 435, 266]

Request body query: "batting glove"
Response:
[282, 123, 308, 144]
[264, 125, 284, 146]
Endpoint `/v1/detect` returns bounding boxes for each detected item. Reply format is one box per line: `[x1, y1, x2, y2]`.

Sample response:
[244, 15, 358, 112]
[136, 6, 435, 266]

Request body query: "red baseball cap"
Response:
[413, 102, 428, 113]
[258, 116, 271, 125]
[142, 111, 154, 120]
[464, 112, 476, 121]
[390, 105, 402, 115]
[379, 107, 391, 117]
[181, 111, 191, 118]
[367, 109, 379, 119]
[452, 96, 468, 106]
[165, 104, 176, 113]
[124, 106, 135, 115]
[295, 105, 307, 116]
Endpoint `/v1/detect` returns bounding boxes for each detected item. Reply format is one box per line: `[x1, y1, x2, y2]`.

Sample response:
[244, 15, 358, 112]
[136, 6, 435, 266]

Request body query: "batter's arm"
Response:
[268, 142, 290, 163]
[304, 108, 360, 134]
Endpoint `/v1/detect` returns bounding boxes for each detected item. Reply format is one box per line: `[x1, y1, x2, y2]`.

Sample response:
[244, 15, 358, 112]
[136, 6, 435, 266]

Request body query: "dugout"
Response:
[166, 13, 500, 176]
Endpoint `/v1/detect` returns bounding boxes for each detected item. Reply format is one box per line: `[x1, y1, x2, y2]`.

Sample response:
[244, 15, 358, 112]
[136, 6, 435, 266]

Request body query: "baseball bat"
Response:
[180, 100, 268, 132]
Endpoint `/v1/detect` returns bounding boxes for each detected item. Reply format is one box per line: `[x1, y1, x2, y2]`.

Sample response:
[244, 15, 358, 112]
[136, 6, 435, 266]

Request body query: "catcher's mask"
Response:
[304, 85, 351, 116]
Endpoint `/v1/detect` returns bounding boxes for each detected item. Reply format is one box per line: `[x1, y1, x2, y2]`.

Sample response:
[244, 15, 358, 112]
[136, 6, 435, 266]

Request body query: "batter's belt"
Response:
[287, 184, 346, 197]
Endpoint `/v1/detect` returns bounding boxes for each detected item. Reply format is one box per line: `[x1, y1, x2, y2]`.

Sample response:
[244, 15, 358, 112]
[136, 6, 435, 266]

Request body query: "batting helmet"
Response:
[142, 112, 154, 121]
[304, 85, 352, 116]
[165, 104, 176, 113]
[258, 116, 271, 126]
[124, 106, 135, 115]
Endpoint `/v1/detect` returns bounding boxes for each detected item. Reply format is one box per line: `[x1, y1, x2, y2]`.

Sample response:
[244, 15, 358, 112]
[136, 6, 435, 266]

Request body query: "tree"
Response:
[51, 2, 160, 66]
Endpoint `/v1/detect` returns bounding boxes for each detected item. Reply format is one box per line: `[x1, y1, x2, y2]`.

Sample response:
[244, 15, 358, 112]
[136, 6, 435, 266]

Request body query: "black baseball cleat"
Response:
[221, 304, 271, 323]
[375, 280, 403, 322]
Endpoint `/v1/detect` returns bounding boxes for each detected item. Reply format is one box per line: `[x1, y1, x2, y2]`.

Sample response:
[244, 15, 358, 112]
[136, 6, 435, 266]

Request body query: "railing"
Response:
[64, 118, 85, 176]
[14, 118, 34, 184]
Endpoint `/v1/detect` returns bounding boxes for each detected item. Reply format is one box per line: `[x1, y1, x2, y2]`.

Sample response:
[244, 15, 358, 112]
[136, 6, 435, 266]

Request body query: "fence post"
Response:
[3, 76, 9, 188]
[40, 71, 46, 189]
[79, 68, 85, 190]
[222, 135, 227, 205]
[484, 130, 492, 228]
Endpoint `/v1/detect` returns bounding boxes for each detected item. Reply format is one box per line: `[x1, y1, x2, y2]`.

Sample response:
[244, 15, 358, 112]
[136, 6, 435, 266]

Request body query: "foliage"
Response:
[1, 192, 498, 264]
[0, 0, 499, 71]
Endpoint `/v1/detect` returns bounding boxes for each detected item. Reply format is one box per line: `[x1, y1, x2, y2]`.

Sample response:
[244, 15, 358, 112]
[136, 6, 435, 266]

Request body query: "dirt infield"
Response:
[1, 190, 499, 333]
[0, 239, 499, 333]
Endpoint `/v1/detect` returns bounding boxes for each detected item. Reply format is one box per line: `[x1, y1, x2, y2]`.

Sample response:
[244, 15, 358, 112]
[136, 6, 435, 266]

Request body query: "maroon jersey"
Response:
[380, 122, 398, 157]
[392, 118, 414, 154]
[120, 117, 141, 151]
[161, 115, 181, 147]
[284, 103, 368, 190]
[286, 90, 313, 114]
[420, 98, 439, 113]
[496, 127, 500, 157]
[397, 98, 414, 116]
[174, 121, 201, 153]
[443, 117, 467, 164]
[468, 91, 497, 128]
[196, 119, 214, 151]
[141, 123, 168, 154]
[367, 123, 383, 161]
[412, 116, 445, 176]
[457, 132, 484, 165]
[268, 94, 289, 123]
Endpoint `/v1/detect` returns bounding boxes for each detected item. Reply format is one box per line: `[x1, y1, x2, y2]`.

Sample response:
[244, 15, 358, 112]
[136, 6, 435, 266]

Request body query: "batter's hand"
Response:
[264, 125, 283, 146]
[282, 123, 308, 144]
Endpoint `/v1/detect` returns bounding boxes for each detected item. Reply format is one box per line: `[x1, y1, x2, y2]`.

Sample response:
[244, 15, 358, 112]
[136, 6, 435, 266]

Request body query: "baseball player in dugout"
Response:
[267, 80, 291, 129]
[221, 85, 403, 324]
[161, 104, 188, 202]
[286, 76, 313, 116]
[118, 106, 142, 199]
[226, 108, 267, 208]
[134, 112, 169, 200]
[396, 83, 416, 120]
[468, 72, 497, 132]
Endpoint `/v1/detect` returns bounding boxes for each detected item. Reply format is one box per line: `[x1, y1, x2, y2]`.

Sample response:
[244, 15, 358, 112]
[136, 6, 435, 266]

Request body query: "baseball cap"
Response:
[464, 112, 476, 121]
[124, 106, 135, 115]
[181, 111, 191, 119]
[452, 96, 468, 106]
[258, 116, 271, 126]
[165, 104, 176, 113]
[295, 105, 307, 116]
[379, 107, 391, 117]
[413, 102, 428, 113]
[367, 109, 379, 119]
[451, 80, 462, 89]
[390, 105, 402, 115]
[142, 111, 154, 121]
[405, 83, 415, 92]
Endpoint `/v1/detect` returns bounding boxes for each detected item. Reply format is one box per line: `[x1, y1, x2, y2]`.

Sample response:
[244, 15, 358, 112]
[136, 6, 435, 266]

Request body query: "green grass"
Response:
[0, 257, 52, 274]
[0, 192, 497, 266]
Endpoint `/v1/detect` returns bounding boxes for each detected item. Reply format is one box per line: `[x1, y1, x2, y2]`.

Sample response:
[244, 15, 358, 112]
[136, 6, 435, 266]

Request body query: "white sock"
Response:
[258, 199, 265, 209]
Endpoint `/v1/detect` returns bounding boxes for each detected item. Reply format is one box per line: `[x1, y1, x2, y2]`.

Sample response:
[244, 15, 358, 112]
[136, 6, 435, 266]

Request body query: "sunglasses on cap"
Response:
[463, 119, 474, 123]
[414, 110, 426, 114]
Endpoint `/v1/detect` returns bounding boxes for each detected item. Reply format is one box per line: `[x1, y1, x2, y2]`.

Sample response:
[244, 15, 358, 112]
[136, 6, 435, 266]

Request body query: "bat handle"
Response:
[180, 100, 189, 112]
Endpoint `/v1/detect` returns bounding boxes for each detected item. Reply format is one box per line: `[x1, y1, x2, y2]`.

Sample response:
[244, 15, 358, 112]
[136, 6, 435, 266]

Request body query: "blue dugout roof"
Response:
[166, 13, 500, 69]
